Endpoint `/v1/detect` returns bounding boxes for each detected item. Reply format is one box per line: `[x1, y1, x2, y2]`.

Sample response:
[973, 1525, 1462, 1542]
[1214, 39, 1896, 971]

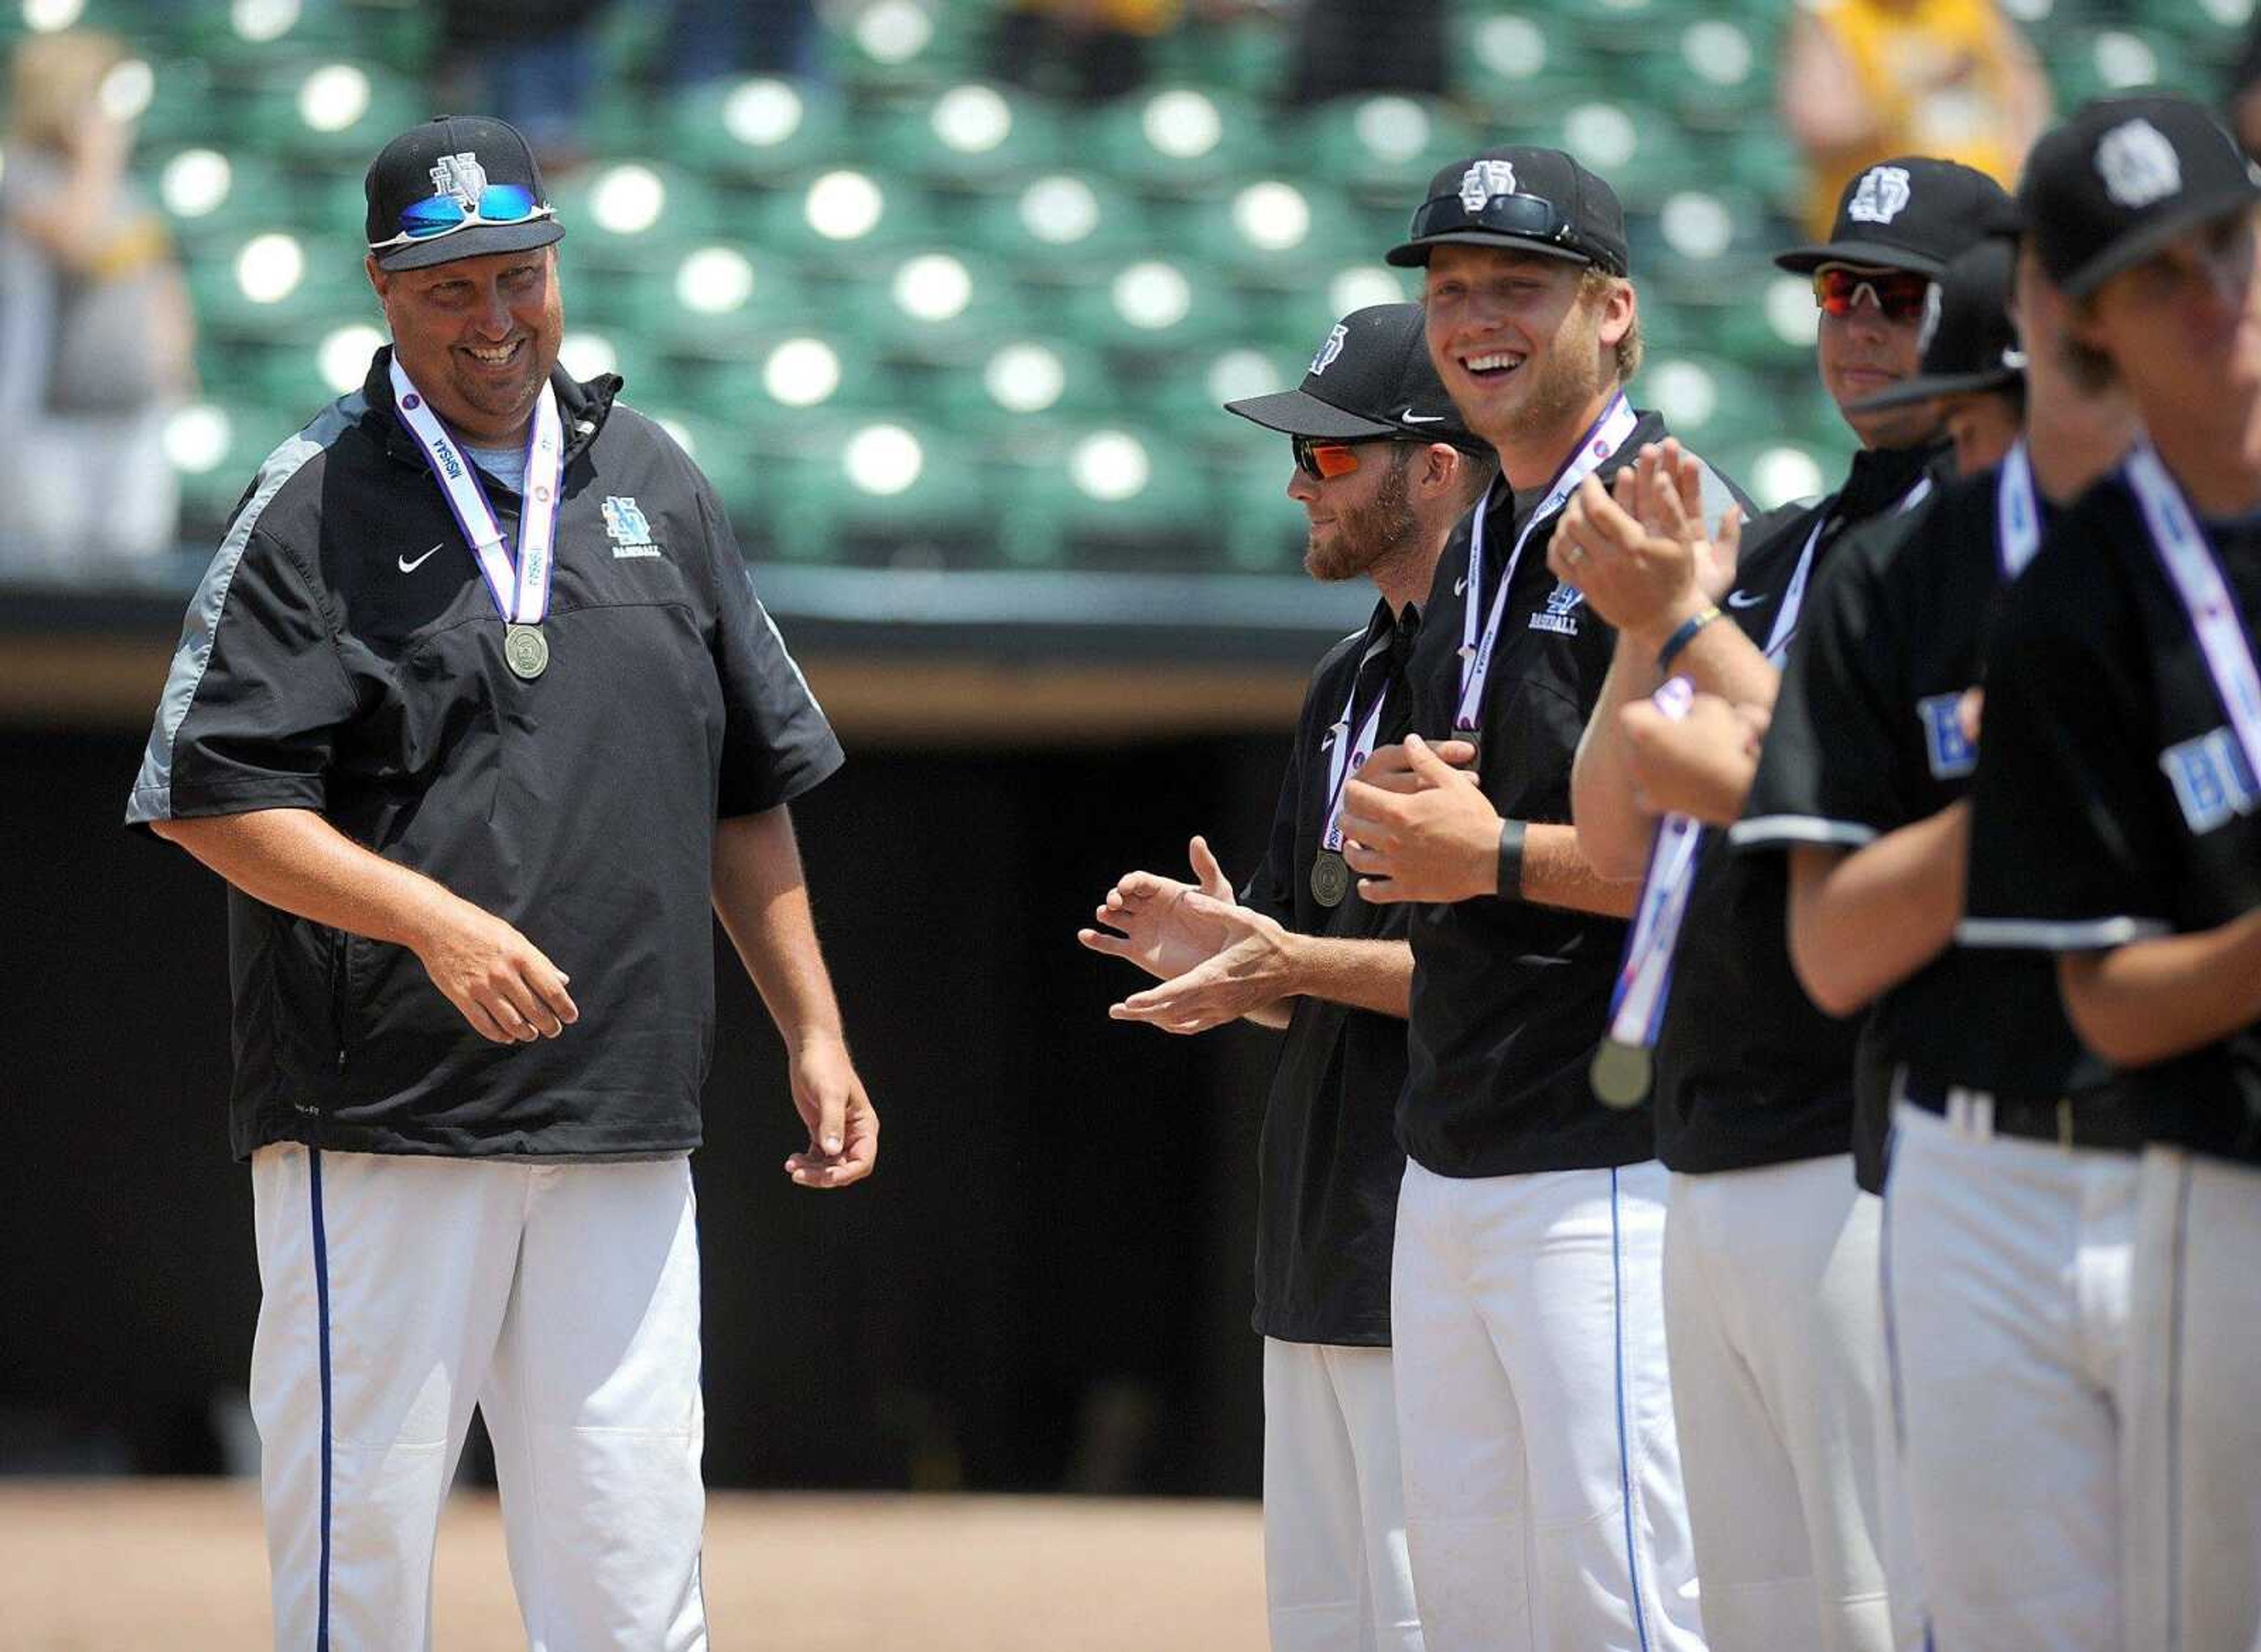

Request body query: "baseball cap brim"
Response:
[1845, 363, 2021, 413]
[1773, 238, 1947, 277]
[2054, 178, 2261, 299]
[1223, 386, 1407, 441]
[1384, 230, 1593, 270]
[373, 215, 564, 272]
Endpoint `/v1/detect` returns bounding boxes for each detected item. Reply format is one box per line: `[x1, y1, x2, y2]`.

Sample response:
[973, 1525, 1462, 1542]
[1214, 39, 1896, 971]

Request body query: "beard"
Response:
[1512, 302, 1612, 442]
[1305, 450, 1418, 583]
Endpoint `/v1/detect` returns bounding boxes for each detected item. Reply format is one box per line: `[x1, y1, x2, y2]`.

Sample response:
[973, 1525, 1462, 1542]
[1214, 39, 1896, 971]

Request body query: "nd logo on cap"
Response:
[428, 152, 488, 208]
[1848, 165, 1913, 225]
[1459, 158, 1517, 213]
[2096, 119, 2184, 210]
[1309, 323, 1348, 377]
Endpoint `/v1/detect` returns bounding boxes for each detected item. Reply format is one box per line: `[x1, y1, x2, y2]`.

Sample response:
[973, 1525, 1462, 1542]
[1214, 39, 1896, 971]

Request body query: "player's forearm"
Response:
[1629, 598, 1781, 712]
[1573, 636, 1665, 881]
[1276, 934, 1414, 1020]
[152, 807, 465, 954]
[2058, 908, 2261, 1069]
[1786, 807, 1967, 1018]
[711, 805, 847, 1052]
[1516, 822, 1642, 918]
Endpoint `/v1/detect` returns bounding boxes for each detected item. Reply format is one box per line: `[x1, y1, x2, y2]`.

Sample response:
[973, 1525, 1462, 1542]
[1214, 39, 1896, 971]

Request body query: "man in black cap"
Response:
[1735, 210, 2144, 1650]
[1844, 235, 2027, 475]
[125, 115, 874, 1648]
[1549, 155, 2008, 1652]
[1082, 300, 1491, 1652]
[1332, 147, 1736, 1652]
[1954, 93, 2261, 1651]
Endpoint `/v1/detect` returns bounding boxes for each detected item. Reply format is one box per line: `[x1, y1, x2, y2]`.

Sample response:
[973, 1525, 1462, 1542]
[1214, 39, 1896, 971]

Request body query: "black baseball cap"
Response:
[1776, 155, 2015, 277]
[2015, 94, 2261, 300]
[1224, 302, 1481, 449]
[364, 115, 565, 271]
[1847, 237, 2023, 412]
[1386, 147, 1630, 277]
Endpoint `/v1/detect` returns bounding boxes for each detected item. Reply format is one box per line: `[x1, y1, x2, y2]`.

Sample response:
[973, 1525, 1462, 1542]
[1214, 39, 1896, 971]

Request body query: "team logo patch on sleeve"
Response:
[1917, 694, 1979, 779]
[1527, 580, 1586, 636]
[2160, 726, 2260, 834]
[601, 495, 662, 558]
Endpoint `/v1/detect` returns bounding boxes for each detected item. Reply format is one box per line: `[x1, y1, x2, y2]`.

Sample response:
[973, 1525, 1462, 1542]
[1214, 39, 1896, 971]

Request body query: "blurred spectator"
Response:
[2229, 14, 2261, 158]
[1781, 0, 2048, 240]
[0, 29, 194, 576]
[437, 0, 615, 171]
[1286, 0, 1446, 106]
[664, 0, 823, 88]
[992, 0, 1185, 102]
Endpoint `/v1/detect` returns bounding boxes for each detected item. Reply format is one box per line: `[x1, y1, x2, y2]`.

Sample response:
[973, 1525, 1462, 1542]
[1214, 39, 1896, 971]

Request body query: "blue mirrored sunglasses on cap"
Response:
[367, 184, 552, 250]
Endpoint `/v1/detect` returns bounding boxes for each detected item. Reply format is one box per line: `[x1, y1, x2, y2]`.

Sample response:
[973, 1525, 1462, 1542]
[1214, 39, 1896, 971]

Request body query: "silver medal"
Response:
[503, 623, 550, 680]
[1310, 850, 1352, 908]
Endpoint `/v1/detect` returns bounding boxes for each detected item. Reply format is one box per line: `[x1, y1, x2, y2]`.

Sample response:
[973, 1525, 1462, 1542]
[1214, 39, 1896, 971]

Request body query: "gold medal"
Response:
[1310, 849, 1352, 908]
[1590, 1037, 1654, 1109]
[503, 623, 549, 680]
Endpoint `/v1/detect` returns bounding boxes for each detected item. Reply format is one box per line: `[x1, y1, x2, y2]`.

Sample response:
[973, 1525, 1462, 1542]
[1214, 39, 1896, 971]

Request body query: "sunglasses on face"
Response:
[368, 184, 553, 251]
[1812, 264, 1933, 322]
[1293, 435, 1374, 480]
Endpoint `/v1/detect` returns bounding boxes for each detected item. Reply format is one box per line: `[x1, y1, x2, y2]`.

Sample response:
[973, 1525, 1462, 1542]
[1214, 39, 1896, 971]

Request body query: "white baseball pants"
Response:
[1662, 1156, 1898, 1652]
[249, 1145, 708, 1652]
[1262, 1339, 1424, 1652]
[1390, 1158, 1704, 1652]
[2123, 1145, 2261, 1652]
[1885, 1101, 2135, 1652]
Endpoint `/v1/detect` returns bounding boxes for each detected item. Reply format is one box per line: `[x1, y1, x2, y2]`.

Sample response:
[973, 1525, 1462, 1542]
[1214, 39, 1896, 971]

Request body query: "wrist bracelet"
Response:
[1655, 604, 1722, 674]
[1497, 819, 1527, 900]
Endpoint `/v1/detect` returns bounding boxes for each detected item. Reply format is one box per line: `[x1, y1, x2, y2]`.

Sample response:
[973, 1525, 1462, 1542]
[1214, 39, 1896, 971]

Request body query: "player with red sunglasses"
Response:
[1549, 154, 2012, 1652]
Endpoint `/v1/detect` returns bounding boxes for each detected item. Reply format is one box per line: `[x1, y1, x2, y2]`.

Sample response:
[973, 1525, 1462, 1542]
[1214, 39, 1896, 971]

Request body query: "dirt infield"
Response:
[1, 1480, 1265, 1650]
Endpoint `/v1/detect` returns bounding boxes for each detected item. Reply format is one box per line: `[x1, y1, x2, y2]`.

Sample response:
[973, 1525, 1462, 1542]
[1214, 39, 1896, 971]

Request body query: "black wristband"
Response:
[1656, 603, 1723, 675]
[1497, 818, 1527, 900]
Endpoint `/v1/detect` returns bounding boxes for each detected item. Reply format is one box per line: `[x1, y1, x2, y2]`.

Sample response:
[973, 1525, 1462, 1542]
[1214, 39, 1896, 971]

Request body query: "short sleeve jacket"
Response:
[1960, 467, 2261, 1162]
[126, 350, 844, 1160]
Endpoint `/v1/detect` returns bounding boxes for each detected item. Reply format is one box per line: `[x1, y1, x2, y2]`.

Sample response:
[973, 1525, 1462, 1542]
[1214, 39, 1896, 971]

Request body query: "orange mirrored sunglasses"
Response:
[1292, 434, 1368, 480]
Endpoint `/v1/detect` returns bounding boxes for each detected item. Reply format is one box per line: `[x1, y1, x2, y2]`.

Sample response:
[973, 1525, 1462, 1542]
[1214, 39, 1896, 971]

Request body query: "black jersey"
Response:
[1398, 409, 1747, 1178]
[1737, 455, 2126, 1190]
[1653, 442, 1942, 1178]
[1237, 599, 1418, 1346]
[1961, 465, 2261, 1162]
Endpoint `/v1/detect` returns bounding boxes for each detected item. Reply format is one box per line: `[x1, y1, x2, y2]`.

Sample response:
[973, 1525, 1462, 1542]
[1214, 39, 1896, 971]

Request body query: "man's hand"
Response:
[783, 1033, 878, 1189]
[411, 898, 579, 1044]
[1550, 440, 1742, 650]
[1345, 737, 1480, 797]
[1077, 834, 1238, 981]
[1340, 734, 1502, 904]
[1109, 894, 1298, 1034]
[1622, 694, 1772, 824]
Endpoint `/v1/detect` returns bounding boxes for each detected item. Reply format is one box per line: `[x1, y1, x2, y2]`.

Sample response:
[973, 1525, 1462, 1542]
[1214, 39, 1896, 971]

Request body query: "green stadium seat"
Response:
[1122, 340, 1309, 459]
[1565, 0, 1706, 54]
[1451, 11, 1607, 131]
[870, 81, 1067, 191]
[993, 424, 1214, 572]
[185, 223, 364, 340]
[851, 247, 1019, 366]
[754, 166, 939, 273]
[176, 0, 363, 71]
[164, 396, 297, 524]
[1632, 187, 1782, 309]
[764, 418, 995, 569]
[2047, 27, 2195, 108]
[130, 56, 222, 151]
[1060, 254, 1251, 362]
[821, 0, 980, 101]
[665, 75, 850, 187]
[917, 336, 1125, 437]
[1151, 15, 1290, 99]
[692, 332, 888, 443]
[1085, 85, 1274, 197]
[543, 161, 725, 274]
[1544, 99, 1706, 210]
[1197, 177, 1365, 293]
[1660, 19, 1772, 132]
[967, 171, 1154, 284]
[1292, 95, 1485, 210]
[246, 59, 423, 168]
[149, 145, 287, 250]
[580, 244, 813, 361]
[1637, 352, 1777, 456]
[1210, 461, 1309, 576]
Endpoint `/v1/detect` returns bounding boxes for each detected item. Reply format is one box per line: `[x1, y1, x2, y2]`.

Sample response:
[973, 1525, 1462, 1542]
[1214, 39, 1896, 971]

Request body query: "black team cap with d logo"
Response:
[1224, 302, 1483, 450]
[2016, 94, 2261, 300]
[1387, 147, 1630, 277]
[364, 114, 565, 273]
[1848, 236, 2024, 412]
[1776, 155, 2015, 278]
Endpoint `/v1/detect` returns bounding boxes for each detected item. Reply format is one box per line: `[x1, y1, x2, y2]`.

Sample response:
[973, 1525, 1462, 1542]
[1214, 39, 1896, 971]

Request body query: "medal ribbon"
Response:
[1320, 640, 1393, 854]
[1995, 440, 2040, 580]
[1604, 677, 1702, 1051]
[389, 358, 564, 625]
[1455, 393, 1640, 734]
[2124, 439, 2261, 787]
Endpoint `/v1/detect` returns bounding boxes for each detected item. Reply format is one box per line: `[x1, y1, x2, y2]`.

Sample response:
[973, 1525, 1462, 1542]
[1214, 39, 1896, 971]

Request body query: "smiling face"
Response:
[1421, 244, 1630, 473]
[1287, 439, 1420, 583]
[1816, 266, 1938, 449]
[367, 244, 563, 446]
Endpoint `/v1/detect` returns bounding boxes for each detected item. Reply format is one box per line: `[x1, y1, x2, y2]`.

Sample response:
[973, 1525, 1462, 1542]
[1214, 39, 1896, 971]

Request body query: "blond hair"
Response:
[8, 29, 125, 151]
[1580, 267, 1645, 385]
